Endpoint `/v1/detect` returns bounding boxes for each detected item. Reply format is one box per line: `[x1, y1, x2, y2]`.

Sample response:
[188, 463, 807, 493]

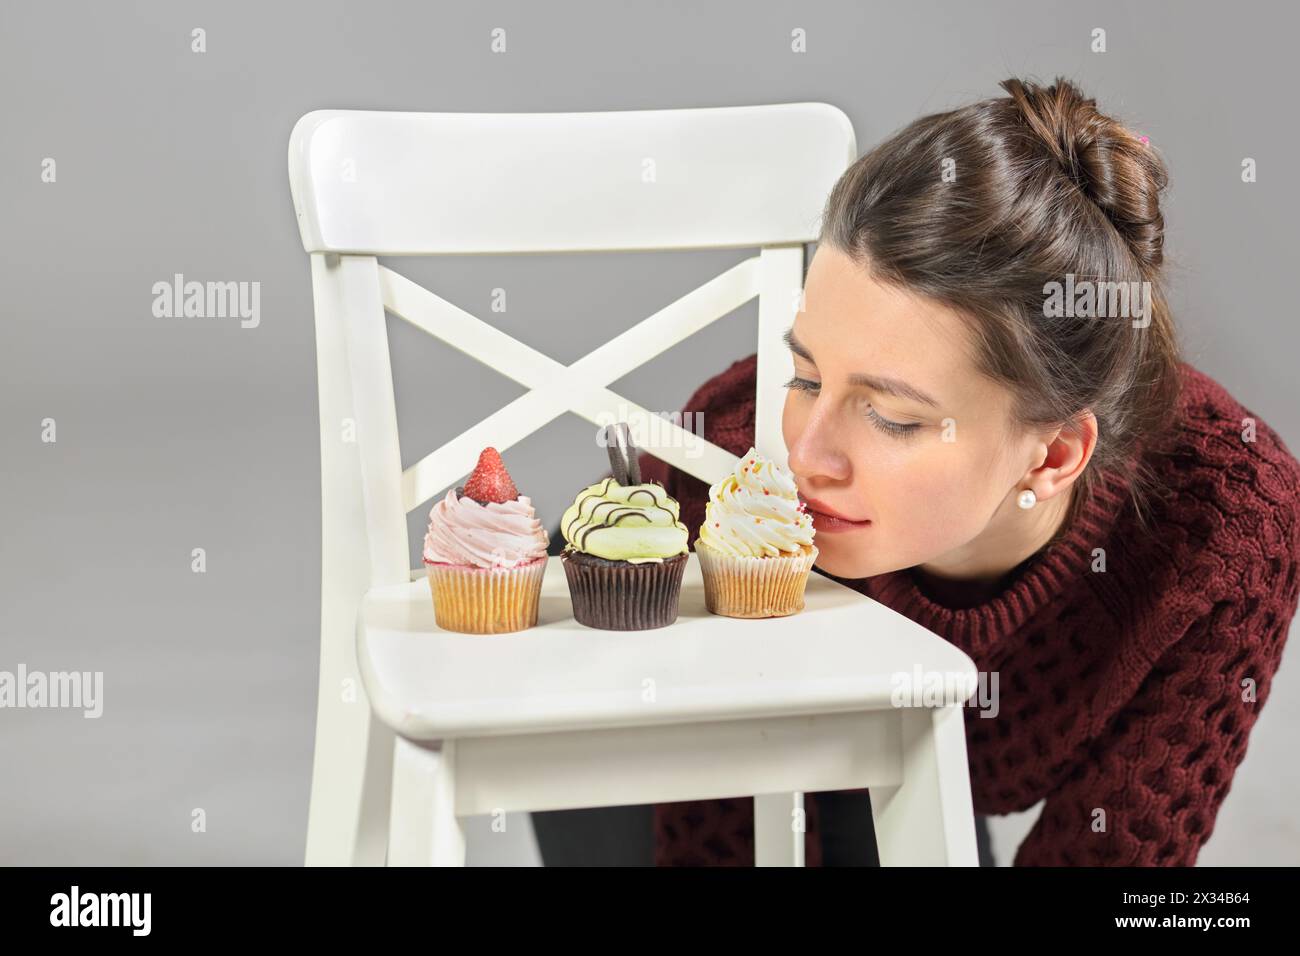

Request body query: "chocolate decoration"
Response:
[626, 425, 641, 484]
[603, 421, 641, 486]
[603, 424, 628, 485]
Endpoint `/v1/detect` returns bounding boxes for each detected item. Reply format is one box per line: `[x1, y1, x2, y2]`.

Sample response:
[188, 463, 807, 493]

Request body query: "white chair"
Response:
[287, 104, 980, 866]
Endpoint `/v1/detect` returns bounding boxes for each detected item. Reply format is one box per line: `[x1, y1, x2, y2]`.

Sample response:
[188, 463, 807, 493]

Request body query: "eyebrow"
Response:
[783, 326, 941, 409]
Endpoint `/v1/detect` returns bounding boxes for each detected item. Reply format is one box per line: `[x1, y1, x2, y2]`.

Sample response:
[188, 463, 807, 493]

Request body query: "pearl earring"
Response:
[1017, 489, 1037, 510]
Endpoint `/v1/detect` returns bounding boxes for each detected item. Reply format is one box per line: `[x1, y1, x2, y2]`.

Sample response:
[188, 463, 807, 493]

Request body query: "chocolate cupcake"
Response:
[559, 423, 688, 630]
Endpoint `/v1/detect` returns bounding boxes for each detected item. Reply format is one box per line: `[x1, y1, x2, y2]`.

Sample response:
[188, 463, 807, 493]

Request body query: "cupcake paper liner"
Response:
[561, 551, 687, 630]
[696, 543, 819, 618]
[425, 555, 547, 634]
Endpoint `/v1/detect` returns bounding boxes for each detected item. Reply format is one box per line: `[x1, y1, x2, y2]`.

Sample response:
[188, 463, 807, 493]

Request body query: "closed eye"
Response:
[866, 407, 921, 437]
[783, 375, 820, 393]
[783, 375, 920, 439]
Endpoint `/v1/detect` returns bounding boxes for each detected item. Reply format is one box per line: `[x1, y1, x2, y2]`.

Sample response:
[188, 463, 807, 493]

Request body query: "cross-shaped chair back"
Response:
[290, 103, 855, 587]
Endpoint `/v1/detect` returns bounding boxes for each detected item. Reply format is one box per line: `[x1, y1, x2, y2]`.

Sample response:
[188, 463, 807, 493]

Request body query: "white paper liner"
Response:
[695, 544, 818, 618]
[425, 556, 547, 634]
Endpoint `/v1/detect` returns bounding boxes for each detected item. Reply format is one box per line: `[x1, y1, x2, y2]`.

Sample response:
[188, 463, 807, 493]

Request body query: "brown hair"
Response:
[820, 76, 1182, 533]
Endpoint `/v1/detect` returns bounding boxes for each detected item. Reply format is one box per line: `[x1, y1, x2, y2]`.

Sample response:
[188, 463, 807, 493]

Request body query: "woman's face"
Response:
[782, 244, 1052, 580]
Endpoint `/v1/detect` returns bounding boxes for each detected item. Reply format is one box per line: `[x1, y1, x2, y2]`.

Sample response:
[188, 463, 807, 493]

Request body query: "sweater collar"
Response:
[831, 470, 1130, 657]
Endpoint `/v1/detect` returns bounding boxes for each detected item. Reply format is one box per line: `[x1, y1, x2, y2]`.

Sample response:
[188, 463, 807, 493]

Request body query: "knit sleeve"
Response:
[1014, 594, 1294, 866]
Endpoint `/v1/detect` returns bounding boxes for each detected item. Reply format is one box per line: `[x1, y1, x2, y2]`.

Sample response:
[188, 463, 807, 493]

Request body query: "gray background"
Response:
[2, 0, 1297, 865]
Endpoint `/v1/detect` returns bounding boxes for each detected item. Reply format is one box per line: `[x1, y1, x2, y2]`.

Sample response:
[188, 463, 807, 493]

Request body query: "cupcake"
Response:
[695, 446, 818, 618]
[559, 423, 689, 630]
[422, 447, 549, 634]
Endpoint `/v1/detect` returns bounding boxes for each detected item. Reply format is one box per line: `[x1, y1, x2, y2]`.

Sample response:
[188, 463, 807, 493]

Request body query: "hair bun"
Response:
[1000, 77, 1168, 271]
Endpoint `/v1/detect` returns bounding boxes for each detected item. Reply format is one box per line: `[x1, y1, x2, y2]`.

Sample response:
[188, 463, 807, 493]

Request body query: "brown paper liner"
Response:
[425, 556, 547, 634]
[695, 543, 819, 618]
[560, 550, 687, 630]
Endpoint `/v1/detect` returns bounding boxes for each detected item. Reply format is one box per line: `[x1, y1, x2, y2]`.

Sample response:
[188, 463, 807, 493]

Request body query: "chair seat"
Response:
[358, 554, 976, 741]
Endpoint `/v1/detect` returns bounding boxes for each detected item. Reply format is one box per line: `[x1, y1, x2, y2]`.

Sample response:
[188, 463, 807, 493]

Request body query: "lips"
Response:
[799, 495, 871, 533]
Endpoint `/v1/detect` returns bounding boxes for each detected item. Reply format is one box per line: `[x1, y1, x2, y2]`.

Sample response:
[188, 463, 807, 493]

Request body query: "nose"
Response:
[787, 399, 851, 485]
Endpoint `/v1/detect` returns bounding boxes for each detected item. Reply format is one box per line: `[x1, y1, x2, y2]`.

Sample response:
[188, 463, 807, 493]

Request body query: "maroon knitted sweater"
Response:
[636, 354, 1300, 866]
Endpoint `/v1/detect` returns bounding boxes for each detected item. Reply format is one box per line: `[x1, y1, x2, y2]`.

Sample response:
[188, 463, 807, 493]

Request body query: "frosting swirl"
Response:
[696, 446, 815, 557]
[423, 488, 549, 569]
[560, 477, 688, 563]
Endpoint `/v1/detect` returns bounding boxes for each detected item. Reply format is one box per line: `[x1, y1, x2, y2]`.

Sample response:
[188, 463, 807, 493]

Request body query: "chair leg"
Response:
[388, 737, 466, 866]
[754, 792, 805, 866]
[304, 686, 395, 866]
[870, 705, 979, 866]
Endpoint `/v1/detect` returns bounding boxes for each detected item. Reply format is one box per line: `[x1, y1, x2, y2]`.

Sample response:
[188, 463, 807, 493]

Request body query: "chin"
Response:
[812, 541, 895, 580]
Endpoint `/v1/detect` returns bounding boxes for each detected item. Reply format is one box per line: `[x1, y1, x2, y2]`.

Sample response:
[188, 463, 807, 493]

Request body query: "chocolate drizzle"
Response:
[577, 508, 648, 550]
[564, 476, 685, 553]
[565, 477, 618, 541]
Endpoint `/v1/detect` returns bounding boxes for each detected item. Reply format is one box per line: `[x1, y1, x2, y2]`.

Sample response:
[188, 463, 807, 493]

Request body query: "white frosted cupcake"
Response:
[695, 447, 818, 618]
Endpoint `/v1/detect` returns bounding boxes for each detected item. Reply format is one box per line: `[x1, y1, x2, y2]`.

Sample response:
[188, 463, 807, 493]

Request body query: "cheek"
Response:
[899, 442, 1008, 538]
[870, 442, 1007, 560]
[897, 459, 979, 534]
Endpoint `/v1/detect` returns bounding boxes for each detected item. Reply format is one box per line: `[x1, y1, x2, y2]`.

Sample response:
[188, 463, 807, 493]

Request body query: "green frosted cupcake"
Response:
[560, 423, 689, 630]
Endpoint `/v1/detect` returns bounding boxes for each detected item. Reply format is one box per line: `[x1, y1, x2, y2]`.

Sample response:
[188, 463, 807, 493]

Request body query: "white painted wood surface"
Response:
[288, 104, 857, 255]
[359, 556, 975, 739]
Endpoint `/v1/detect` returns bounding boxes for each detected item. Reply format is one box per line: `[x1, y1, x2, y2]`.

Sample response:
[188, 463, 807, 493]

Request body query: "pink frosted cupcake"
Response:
[422, 447, 549, 634]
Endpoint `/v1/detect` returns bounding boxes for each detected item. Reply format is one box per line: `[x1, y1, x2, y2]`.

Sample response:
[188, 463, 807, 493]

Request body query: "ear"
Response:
[1027, 410, 1098, 501]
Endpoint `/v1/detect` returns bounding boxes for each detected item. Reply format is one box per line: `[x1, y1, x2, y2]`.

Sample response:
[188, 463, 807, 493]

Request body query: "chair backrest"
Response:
[288, 104, 856, 590]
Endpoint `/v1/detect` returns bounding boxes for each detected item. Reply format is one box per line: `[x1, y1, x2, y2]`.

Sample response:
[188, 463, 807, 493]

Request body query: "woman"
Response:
[637, 77, 1300, 866]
